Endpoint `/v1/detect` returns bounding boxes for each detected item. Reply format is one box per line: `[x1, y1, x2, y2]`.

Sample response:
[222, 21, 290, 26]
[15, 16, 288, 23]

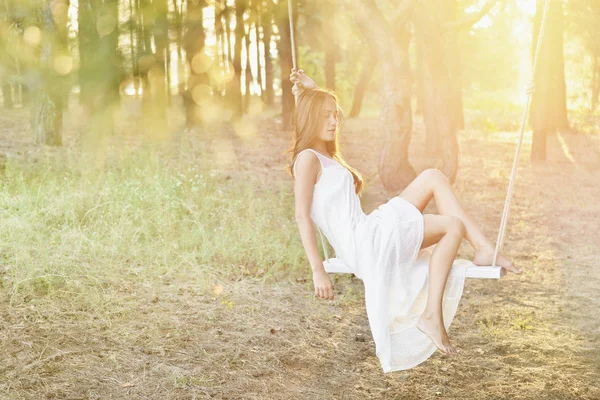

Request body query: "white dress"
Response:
[293, 148, 469, 372]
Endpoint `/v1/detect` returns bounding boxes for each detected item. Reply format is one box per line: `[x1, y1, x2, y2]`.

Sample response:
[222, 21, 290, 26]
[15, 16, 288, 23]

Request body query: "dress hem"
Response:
[380, 263, 469, 373]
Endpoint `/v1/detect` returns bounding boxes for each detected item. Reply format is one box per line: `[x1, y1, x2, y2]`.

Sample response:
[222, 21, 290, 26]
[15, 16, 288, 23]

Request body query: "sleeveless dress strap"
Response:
[293, 148, 323, 177]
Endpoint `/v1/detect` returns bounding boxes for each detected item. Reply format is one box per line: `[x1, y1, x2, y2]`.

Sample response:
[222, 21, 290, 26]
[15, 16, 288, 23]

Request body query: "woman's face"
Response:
[317, 97, 338, 142]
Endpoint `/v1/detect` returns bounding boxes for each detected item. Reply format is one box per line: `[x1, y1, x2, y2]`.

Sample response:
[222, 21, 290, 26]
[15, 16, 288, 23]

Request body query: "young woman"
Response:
[288, 68, 522, 371]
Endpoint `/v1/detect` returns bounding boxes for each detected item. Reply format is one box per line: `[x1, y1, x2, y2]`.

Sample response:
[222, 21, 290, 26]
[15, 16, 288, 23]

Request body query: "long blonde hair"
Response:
[286, 88, 364, 196]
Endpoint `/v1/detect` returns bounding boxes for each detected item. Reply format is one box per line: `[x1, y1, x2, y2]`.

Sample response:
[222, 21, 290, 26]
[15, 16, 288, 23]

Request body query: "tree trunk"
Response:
[2, 85, 12, 109]
[183, 0, 208, 127]
[275, 0, 296, 129]
[128, 0, 139, 96]
[229, 0, 246, 118]
[33, 0, 70, 146]
[443, 1, 464, 130]
[225, 4, 234, 65]
[378, 29, 416, 190]
[78, 0, 95, 107]
[350, 1, 416, 191]
[262, 0, 275, 106]
[325, 44, 336, 91]
[348, 50, 376, 118]
[173, 0, 184, 61]
[323, 2, 336, 90]
[151, 0, 169, 126]
[244, 19, 252, 113]
[214, 0, 226, 96]
[139, 0, 154, 120]
[254, 2, 264, 98]
[530, 0, 568, 161]
[1, 0, 15, 108]
[79, 0, 121, 136]
[414, 4, 459, 183]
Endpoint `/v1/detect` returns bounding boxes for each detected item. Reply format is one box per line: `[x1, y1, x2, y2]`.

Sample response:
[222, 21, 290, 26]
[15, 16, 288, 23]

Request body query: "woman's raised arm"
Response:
[290, 68, 319, 101]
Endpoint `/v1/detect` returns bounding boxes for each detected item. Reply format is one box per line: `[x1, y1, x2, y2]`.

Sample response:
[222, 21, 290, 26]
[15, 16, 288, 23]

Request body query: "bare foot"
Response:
[416, 313, 460, 356]
[473, 246, 522, 274]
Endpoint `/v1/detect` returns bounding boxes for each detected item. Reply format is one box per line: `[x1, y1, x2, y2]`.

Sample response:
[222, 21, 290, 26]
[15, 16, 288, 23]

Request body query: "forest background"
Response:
[0, 0, 599, 398]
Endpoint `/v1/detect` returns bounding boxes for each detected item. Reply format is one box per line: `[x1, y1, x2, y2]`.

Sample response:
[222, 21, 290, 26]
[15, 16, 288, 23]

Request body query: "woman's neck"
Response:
[311, 146, 330, 156]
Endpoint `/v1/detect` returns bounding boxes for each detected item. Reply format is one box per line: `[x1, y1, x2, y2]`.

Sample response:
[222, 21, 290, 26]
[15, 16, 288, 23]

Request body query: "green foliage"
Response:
[463, 88, 524, 134]
[459, 1, 525, 92]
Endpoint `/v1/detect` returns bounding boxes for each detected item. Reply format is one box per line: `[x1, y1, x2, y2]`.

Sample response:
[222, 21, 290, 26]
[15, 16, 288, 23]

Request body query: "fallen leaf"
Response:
[212, 283, 224, 295]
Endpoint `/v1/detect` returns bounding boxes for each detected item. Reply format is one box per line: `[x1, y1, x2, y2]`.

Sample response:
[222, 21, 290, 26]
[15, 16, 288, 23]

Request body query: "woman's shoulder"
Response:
[294, 148, 321, 164]
[293, 149, 321, 177]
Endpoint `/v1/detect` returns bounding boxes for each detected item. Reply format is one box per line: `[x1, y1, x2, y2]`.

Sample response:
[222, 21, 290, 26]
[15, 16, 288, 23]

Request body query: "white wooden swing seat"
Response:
[322, 256, 505, 279]
[318, 230, 506, 280]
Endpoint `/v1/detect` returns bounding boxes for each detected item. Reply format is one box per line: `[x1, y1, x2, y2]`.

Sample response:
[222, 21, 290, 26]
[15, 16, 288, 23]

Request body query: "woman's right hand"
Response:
[312, 267, 334, 300]
[290, 68, 317, 90]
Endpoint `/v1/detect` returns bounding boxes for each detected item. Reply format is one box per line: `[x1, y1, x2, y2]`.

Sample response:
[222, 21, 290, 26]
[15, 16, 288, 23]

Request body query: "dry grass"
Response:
[0, 98, 599, 399]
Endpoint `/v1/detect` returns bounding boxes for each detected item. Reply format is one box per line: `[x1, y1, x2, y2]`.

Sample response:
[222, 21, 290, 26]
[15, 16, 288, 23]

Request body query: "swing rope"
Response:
[288, 0, 335, 262]
[492, 0, 551, 267]
[289, 0, 552, 270]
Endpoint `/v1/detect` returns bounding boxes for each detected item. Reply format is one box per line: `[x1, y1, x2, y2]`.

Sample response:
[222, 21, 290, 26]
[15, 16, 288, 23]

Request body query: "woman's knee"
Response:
[419, 168, 448, 187]
[446, 216, 465, 237]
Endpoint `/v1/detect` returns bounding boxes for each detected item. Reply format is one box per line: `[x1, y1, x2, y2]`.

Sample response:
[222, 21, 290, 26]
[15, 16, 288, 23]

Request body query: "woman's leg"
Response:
[401, 169, 521, 274]
[417, 214, 465, 355]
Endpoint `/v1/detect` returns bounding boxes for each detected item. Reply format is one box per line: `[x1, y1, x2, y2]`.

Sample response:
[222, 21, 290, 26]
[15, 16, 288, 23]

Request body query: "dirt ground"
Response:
[1, 103, 599, 399]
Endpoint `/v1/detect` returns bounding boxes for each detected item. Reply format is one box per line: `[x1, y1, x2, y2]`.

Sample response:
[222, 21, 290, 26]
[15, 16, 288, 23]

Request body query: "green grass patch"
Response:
[0, 148, 306, 310]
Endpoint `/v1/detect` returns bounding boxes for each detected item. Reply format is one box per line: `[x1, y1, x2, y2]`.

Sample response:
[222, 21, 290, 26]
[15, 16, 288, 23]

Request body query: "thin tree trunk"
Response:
[350, 1, 416, 191]
[139, 0, 154, 118]
[348, 50, 376, 118]
[255, 2, 264, 98]
[172, 0, 183, 61]
[165, 38, 172, 105]
[325, 44, 336, 90]
[33, 0, 69, 146]
[414, 4, 459, 182]
[79, 0, 121, 135]
[183, 0, 208, 127]
[444, 1, 464, 130]
[152, 0, 169, 125]
[129, 0, 139, 95]
[378, 29, 417, 190]
[262, 0, 274, 106]
[78, 0, 95, 107]
[244, 20, 252, 113]
[215, 0, 226, 96]
[2, 85, 12, 109]
[551, 0, 568, 131]
[324, 2, 336, 90]
[20, 74, 29, 106]
[1, 0, 14, 108]
[229, 0, 246, 118]
[225, 4, 234, 65]
[530, 0, 568, 161]
[275, 0, 296, 129]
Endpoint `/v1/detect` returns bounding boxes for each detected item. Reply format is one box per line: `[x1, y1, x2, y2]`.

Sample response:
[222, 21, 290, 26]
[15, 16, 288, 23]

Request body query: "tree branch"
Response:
[387, 0, 419, 26]
[442, 0, 499, 30]
[346, 0, 416, 46]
